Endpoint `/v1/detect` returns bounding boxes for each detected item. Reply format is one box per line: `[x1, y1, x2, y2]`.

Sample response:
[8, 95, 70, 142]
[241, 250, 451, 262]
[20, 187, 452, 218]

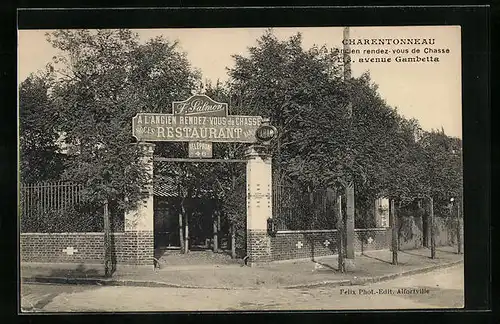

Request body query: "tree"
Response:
[416, 129, 463, 258]
[226, 31, 415, 237]
[228, 30, 342, 177]
[226, 29, 464, 264]
[19, 71, 65, 183]
[40, 29, 201, 272]
[46, 29, 200, 213]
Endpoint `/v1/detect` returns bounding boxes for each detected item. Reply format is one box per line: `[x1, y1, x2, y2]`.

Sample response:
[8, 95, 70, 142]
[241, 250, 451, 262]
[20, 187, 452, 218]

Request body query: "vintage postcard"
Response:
[19, 25, 464, 312]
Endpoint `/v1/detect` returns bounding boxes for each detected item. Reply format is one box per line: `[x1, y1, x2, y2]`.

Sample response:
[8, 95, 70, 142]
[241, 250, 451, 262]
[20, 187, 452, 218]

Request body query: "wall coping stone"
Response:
[21, 232, 125, 236]
[275, 228, 387, 234]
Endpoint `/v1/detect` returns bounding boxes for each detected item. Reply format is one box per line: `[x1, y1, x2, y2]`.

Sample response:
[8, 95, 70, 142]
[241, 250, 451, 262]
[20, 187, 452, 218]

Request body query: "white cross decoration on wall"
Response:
[323, 240, 331, 247]
[296, 241, 303, 249]
[62, 247, 78, 255]
[367, 237, 374, 244]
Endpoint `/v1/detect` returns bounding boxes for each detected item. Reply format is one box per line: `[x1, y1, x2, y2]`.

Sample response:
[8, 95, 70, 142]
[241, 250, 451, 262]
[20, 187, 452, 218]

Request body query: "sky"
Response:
[18, 26, 462, 138]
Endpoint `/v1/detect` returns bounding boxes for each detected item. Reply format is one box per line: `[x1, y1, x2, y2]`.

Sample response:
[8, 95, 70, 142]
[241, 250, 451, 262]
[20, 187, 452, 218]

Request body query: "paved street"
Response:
[21, 264, 463, 312]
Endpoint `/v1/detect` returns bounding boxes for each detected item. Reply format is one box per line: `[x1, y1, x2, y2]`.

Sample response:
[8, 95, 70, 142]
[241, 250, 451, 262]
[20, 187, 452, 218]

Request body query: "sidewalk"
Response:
[21, 246, 463, 289]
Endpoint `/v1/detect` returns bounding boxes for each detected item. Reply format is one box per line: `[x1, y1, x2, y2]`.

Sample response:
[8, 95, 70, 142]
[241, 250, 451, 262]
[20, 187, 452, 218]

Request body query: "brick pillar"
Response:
[245, 145, 273, 265]
[124, 142, 155, 266]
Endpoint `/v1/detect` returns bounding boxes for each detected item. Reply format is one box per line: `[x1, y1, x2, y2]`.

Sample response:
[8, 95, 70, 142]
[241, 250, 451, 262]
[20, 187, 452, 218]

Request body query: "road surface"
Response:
[21, 264, 464, 312]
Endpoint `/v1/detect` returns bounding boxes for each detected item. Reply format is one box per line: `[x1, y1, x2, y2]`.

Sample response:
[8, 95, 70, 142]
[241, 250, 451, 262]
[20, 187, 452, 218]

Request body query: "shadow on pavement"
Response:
[399, 250, 432, 258]
[436, 247, 460, 255]
[362, 253, 394, 265]
[46, 263, 104, 278]
[314, 261, 339, 272]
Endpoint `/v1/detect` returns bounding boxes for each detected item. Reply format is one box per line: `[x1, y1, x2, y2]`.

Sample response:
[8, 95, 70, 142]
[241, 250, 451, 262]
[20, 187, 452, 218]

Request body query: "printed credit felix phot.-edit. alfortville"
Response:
[18, 25, 464, 311]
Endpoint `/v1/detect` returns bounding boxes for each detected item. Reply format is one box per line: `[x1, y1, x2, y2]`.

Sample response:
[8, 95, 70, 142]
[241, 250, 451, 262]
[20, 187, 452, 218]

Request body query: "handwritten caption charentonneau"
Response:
[341, 38, 451, 64]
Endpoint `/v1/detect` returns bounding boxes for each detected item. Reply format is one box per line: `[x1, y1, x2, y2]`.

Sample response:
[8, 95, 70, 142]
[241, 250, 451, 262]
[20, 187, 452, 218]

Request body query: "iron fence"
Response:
[272, 174, 334, 231]
[19, 181, 123, 233]
[20, 182, 83, 219]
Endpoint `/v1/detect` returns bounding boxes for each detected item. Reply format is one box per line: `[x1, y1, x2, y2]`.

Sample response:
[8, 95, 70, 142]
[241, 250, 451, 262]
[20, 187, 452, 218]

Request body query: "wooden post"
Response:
[457, 199, 462, 254]
[390, 199, 398, 265]
[430, 196, 436, 259]
[230, 173, 237, 258]
[103, 199, 111, 277]
[336, 193, 344, 272]
[217, 211, 221, 249]
[179, 197, 184, 252]
[231, 222, 236, 259]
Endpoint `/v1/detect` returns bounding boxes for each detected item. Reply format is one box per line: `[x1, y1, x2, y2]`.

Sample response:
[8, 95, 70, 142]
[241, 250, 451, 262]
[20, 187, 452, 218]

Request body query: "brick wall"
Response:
[20, 231, 153, 266]
[21, 218, 460, 265]
[247, 229, 272, 263]
[267, 218, 460, 262]
[271, 230, 339, 261]
[271, 229, 390, 261]
[354, 228, 392, 252]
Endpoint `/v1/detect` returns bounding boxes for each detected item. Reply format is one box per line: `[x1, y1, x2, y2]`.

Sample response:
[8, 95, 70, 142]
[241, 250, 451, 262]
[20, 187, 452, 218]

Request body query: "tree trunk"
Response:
[213, 211, 219, 253]
[345, 183, 355, 259]
[336, 193, 344, 272]
[231, 222, 236, 259]
[184, 207, 189, 254]
[390, 199, 398, 265]
[230, 173, 237, 258]
[179, 195, 185, 252]
[178, 205, 184, 252]
[103, 199, 111, 277]
[430, 197, 436, 259]
[217, 211, 221, 247]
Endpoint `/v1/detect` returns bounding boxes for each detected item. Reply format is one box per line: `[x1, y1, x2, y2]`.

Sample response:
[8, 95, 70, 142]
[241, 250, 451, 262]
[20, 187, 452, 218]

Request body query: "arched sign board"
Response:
[132, 95, 271, 158]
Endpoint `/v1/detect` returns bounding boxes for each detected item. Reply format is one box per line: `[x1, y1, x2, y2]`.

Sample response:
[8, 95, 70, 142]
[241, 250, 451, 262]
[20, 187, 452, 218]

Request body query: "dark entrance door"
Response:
[189, 198, 217, 250]
[154, 196, 222, 250]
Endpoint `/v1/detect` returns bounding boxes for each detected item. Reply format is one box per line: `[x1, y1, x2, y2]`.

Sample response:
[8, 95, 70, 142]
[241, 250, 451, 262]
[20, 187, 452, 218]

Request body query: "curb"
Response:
[21, 259, 463, 290]
[282, 259, 463, 289]
[283, 280, 352, 289]
[21, 276, 263, 290]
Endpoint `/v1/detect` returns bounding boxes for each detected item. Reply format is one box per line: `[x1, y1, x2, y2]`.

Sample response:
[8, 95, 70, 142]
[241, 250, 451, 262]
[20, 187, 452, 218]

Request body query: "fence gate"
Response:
[272, 172, 333, 231]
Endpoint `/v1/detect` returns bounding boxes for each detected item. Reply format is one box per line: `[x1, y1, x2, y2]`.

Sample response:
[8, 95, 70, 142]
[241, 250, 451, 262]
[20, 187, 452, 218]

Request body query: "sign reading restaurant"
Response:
[132, 95, 262, 143]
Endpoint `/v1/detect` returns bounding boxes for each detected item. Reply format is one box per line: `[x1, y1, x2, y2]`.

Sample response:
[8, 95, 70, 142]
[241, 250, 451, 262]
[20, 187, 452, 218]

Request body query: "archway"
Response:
[129, 94, 277, 268]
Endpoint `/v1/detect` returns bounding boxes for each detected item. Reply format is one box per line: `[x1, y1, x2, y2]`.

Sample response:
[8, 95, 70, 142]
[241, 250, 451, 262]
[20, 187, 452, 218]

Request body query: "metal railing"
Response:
[19, 181, 83, 219]
[272, 174, 333, 231]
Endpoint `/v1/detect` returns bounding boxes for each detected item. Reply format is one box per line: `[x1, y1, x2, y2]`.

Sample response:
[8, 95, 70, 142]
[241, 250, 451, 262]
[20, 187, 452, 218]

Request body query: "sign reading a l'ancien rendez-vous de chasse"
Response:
[132, 95, 263, 143]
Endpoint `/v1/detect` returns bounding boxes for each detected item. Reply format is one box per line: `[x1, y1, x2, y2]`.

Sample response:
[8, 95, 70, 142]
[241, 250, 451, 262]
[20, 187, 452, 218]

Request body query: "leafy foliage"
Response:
[44, 29, 201, 213]
[226, 29, 463, 226]
[19, 73, 65, 183]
